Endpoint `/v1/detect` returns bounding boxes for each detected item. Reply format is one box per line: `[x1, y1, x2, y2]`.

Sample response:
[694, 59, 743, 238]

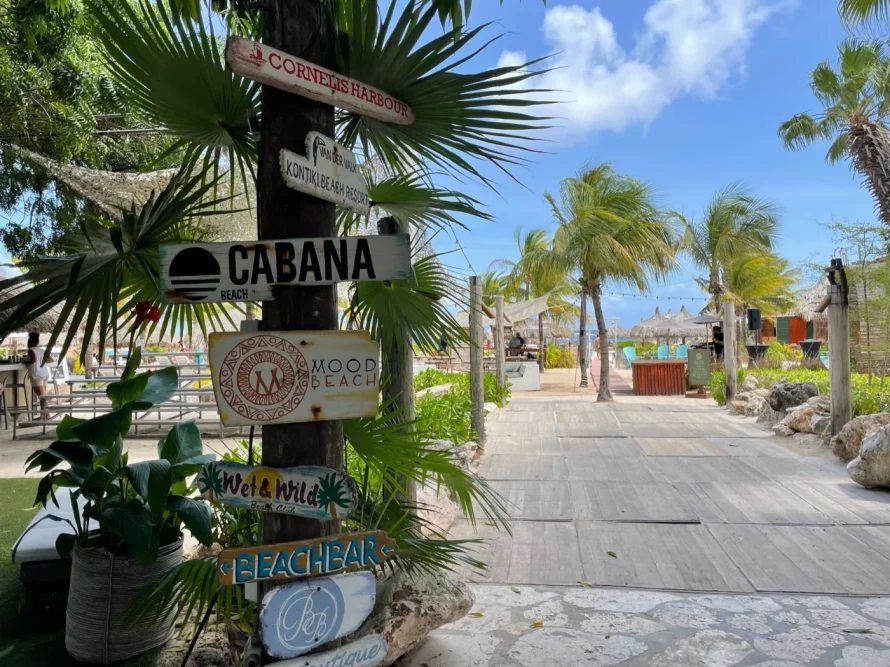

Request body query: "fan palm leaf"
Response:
[0, 160, 239, 363]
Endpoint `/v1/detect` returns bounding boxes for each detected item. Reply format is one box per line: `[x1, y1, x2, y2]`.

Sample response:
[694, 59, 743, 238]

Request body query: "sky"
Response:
[437, 0, 876, 329]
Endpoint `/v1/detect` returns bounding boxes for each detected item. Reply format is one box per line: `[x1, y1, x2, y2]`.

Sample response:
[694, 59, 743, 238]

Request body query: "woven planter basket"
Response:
[66, 540, 183, 664]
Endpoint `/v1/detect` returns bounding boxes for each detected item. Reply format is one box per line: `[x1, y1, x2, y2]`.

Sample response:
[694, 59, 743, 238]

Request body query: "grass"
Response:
[414, 369, 511, 444]
[0, 479, 159, 666]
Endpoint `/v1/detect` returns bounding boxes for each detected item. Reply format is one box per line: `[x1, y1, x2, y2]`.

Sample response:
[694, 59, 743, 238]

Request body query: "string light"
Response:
[603, 292, 710, 301]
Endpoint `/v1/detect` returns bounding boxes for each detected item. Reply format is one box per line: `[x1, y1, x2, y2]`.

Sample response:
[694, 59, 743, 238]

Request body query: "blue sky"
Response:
[439, 0, 875, 329]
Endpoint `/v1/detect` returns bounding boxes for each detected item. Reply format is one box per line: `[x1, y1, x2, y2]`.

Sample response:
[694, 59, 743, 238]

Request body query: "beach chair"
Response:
[623, 346, 637, 368]
[657, 344, 670, 359]
[675, 344, 688, 359]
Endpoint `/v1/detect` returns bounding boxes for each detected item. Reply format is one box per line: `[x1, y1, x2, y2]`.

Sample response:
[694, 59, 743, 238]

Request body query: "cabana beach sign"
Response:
[159, 233, 410, 304]
[197, 461, 357, 520]
[209, 331, 380, 426]
[226, 36, 414, 125]
[259, 571, 376, 659]
[216, 530, 397, 585]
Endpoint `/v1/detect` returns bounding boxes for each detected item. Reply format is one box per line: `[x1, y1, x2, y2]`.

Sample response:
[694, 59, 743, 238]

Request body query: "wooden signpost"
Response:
[281, 132, 370, 214]
[197, 461, 357, 520]
[226, 36, 414, 125]
[258, 571, 377, 659]
[273, 634, 387, 667]
[209, 331, 380, 426]
[159, 234, 410, 304]
[216, 530, 397, 585]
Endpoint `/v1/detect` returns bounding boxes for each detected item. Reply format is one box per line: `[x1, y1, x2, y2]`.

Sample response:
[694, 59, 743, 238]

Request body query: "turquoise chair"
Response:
[675, 344, 688, 359]
[657, 344, 669, 359]
[623, 346, 637, 368]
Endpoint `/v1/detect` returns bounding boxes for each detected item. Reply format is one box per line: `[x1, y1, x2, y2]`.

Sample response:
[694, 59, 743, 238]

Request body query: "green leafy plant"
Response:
[24, 362, 215, 563]
[414, 368, 450, 391]
[545, 343, 575, 369]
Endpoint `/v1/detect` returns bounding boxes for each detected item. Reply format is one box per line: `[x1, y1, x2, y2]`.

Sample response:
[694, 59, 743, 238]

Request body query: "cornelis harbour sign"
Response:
[216, 530, 397, 585]
[272, 634, 387, 667]
[197, 461, 358, 521]
[209, 331, 380, 426]
[280, 132, 369, 214]
[159, 233, 410, 304]
[226, 36, 414, 125]
[259, 571, 376, 659]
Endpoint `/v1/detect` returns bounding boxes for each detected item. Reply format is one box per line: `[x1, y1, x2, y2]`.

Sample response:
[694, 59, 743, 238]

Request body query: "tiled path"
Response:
[452, 395, 890, 595]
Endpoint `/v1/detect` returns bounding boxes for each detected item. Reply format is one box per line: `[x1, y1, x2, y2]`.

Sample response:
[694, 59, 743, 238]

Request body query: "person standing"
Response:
[24, 332, 50, 420]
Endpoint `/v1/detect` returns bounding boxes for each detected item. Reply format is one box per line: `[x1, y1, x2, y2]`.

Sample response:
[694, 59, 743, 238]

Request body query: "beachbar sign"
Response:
[209, 331, 380, 426]
[159, 233, 410, 304]
[280, 132, 370, 214]
[226, 36, 414, 125]
[259, 571, 377, 659]
[197, 461, 358, 520]
[273, 634, 387, 667]
[216, 530, 397, 585]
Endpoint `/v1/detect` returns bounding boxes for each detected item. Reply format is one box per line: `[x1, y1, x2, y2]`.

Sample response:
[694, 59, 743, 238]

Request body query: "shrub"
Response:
[617, 340, 636, 349]
[545, 343, 575, 369]
[414, 368, 450, 390]
[414, 370, 510, 443]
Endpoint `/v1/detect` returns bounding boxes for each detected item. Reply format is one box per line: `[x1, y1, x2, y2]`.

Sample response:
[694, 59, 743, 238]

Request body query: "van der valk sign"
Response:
[209, 331, 380, 426]
[280, 132, 369, 214]
[159, 233, 409, 304]
[226, 35, 414, 125]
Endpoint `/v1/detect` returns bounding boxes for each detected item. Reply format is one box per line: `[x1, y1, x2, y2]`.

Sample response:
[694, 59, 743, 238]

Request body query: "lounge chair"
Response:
[675, 344, 688, 359]
[623, 347, 637, 368]
[657, 344, 670, 360]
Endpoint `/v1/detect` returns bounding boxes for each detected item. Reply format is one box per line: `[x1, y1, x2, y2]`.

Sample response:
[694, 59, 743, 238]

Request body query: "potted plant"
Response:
[26, 350, 215, 664]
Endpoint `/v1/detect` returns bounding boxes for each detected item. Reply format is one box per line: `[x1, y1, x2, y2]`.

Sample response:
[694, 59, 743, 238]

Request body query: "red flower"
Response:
[132, 301, 156, 329]
[148, 305, 160, 323]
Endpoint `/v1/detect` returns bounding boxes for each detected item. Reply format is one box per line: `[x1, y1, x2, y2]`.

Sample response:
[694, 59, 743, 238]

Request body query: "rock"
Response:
[756, 406, 785, 426]
[741, 374, 759, 392]
[788, 407, 816, 433]
[484, 402, 499, 414]
[792, 432, 825, 450]
[745, 394, 769, 418]
[830, 413, 890, 462]
[811, 414, 831, 436]
[848, 424, 890, 488]
[768, 380, 819, 413]
[807, 395, 831, 414]
[728, 400, 747, 416]
[772, 413, 795, 437]
[416, 481, 460, 536]
[428, 439, 470, 472]
[155, 629, 231, 667]
[352, 569, 474, 666]
[416, 383, 453, 398]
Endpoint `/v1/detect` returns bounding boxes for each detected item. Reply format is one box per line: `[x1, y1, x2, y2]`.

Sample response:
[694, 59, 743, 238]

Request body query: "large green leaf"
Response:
[101, 498, 155, 562]
[70, 409, 132, 446]
[55, 415, 86, 441]
[106, 373, 150, 409]
[121, 346, 142, 381]
[80, 466, 116, 498]
[158, 420, 203, 466]
[123, 367, 179, 410]
[166, 495, 212, 546]
[126, 460, 173, 521]
[25, 441, 95, 474]
[172, 454, 217, 479]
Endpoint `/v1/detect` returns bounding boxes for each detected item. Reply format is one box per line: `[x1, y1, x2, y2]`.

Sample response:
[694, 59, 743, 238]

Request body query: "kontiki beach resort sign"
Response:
[159, 234, 410, 304]
[226, 36, 414, 125]
[209, 331, 380, 426]
[197, 461, 358, 520]
[216, 530, 397, 585]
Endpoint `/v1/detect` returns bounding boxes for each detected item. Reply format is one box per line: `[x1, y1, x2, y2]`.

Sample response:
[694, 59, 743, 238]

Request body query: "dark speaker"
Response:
[747, 308, 762, 331]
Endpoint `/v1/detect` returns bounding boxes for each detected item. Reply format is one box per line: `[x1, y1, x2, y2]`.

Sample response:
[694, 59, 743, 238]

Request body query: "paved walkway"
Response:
[402, 393, 890, 666]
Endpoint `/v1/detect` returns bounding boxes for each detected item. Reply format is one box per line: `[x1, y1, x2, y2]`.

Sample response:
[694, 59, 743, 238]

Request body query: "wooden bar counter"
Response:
[631, 359, 687, 396]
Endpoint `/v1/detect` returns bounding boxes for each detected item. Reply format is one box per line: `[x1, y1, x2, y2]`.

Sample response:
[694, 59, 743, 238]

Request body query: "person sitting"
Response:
[24, 332, 51, 420]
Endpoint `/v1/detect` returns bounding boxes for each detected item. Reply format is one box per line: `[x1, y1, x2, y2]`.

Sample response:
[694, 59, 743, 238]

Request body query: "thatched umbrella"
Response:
[0, 283, 72, 345]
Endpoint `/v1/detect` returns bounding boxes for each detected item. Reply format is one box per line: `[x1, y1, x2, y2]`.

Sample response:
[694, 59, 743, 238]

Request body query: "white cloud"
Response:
[500, 0, 781, 137]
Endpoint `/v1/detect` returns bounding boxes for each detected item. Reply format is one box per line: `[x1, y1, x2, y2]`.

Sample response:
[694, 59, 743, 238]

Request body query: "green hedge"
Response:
[545, 343, 575, 369]
[710, 367, 890, 416]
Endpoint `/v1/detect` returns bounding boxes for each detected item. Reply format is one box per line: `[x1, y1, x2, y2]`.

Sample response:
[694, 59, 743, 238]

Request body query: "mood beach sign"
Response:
[209, 331, 380, 426]
[216, 530, 397, 585]
[226, 36, 414, 125]
[159, 233, 410, 304]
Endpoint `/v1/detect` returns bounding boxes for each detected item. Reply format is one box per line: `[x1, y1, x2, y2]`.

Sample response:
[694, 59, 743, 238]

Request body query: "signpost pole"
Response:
[723, 300, 737, 404]
[495, 295, 506, 390]
[469, 276, 486, 450]
[257, 3, 340, 656]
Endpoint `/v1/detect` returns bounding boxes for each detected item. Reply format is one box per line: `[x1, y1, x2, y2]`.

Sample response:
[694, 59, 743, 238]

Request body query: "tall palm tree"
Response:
[715, 251, 800, 317]
[839, 0, 890, 25]
[479, 270, 509, 309]
[549, 164, 677, 400]
[675, 184, 780, 314]
[779, 40, 890, 228]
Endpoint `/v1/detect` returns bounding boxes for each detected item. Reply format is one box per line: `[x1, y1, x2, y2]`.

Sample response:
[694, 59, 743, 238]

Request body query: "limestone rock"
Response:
[772, 413, 795, 437]
[830, 413, 890, 462]
[741, 374, 759, 393]
[428, 439, 470, 472]
[807, 395, 831, 414]
[788, 407, 816, 433]
[767, 380, 819, 413]
[728, 400, 747, 416]
[757, 406, 785, 426]
[848, 424, 890, 488]
[484, 402, 499, 414]
[416, 481, 460, 536]
[156, 629, 231, 667]
[811, 414, 831, 436]
[792, 432, 825, 450]
[353, 569, 474, 666]
[745, 394, 769, 418]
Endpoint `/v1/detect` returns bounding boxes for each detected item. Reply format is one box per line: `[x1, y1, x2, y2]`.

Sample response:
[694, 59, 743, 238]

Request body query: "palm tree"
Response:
[316, 473, 352, 520]
[549, 164, 677, 400]
[479, 270, 509, 309]
[714, 251, 799, 317]
[839, 0, 890, 25]
[778, 40, 890, 228]
[675, 185, 780, 314]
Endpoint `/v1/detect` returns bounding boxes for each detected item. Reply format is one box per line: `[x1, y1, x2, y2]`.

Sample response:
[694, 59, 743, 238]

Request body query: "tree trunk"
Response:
[849, 121, 890, 229]
[258, 0, 340, 639]
[711, 268, 722, 314]
[538, 313, 545, 372]
[591, 283, 612, 402]
[578, 288, 588, 388]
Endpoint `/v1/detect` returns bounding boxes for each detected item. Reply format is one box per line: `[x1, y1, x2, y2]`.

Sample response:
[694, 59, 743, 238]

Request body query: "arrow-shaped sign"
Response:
[216, 530, 397, 585]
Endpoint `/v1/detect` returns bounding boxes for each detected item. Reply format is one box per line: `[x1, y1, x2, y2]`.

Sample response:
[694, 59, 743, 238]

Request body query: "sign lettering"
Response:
[226, 36, 414, 125]
[259, 571, 376, 659]
[688, 348, 711, 387]
[209, 331, 380, 426]
[197, 461, 358, 520]
[280, 132, 369, 213]
[159, 234, 410, 304]
[273, 635, 387, 667]
[216, 530, 397, 585]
